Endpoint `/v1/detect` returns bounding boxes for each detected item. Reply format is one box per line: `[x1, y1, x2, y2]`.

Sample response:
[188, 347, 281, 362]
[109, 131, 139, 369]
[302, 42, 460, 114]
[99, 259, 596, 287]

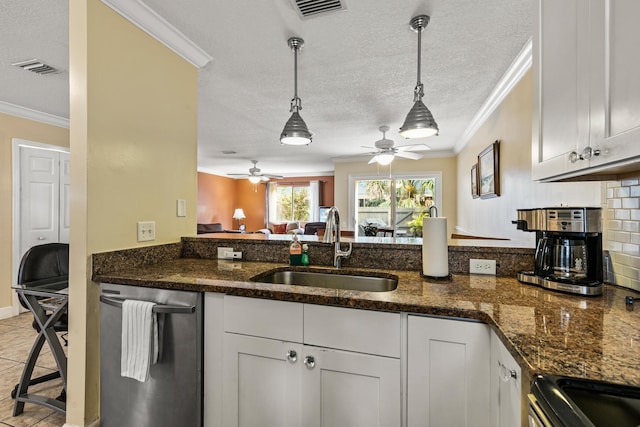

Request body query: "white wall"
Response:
[455, 70, 601, 247]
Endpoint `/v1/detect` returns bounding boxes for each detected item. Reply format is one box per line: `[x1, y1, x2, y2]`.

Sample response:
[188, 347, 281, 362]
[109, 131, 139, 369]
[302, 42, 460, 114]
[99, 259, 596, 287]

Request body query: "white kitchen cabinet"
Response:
[490, 331, 522, 427]
[533, 0, 640, 181]
[219, 296, 401, 427]
[532, 0, 591, 180]
[407, 315, 491, 427]
[223, 334, 302, 427]
[588, 0, 640, 169]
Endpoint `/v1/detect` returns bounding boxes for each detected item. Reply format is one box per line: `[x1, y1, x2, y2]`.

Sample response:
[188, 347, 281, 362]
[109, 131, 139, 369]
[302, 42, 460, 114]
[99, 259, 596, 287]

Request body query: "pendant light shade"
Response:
[400, 15, 439, 139]
[281, 37, 312, 145]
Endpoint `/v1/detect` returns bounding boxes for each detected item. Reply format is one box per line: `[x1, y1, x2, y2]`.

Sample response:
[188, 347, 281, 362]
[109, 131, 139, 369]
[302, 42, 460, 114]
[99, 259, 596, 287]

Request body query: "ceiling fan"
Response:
[228, 160, 283, 183]
[363, 126, 430, 165]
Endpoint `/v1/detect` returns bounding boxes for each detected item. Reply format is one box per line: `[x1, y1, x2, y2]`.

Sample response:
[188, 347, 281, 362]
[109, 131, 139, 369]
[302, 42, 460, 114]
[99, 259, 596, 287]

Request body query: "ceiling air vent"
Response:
[12, 59, 59, 75]
[290, 0, 346, 19]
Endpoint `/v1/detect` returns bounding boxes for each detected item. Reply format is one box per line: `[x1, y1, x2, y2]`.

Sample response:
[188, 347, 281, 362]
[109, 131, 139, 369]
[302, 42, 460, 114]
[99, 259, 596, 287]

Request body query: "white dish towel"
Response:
[121, 299, 158, 382]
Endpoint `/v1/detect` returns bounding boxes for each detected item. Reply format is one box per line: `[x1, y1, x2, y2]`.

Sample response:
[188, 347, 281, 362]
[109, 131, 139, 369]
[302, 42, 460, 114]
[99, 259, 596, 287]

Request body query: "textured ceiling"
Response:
[0, 0, 533, 177]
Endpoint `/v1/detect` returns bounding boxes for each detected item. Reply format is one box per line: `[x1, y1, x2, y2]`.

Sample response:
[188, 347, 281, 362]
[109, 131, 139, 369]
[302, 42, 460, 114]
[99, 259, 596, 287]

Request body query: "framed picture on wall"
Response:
[478, 140, 500, 199]
[471, 164, 479, 199]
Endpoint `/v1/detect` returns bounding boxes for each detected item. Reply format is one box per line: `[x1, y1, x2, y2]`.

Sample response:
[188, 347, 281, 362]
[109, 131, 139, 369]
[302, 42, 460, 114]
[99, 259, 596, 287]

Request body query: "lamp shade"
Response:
[248, 176, 262, 184]
[232, 208, 246, 220]
[280, 111, 312, 145]
[375, 153, 395, 165]
[399, 100, 439, 139]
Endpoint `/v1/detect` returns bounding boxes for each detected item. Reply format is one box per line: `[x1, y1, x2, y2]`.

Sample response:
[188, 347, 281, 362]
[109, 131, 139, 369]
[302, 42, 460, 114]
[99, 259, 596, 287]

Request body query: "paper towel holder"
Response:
[429, 205, 438, 218]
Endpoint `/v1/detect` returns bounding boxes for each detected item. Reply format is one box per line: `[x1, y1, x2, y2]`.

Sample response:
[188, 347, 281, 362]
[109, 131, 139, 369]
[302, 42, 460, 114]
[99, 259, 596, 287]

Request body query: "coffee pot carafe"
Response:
[552, 238, 588, 280]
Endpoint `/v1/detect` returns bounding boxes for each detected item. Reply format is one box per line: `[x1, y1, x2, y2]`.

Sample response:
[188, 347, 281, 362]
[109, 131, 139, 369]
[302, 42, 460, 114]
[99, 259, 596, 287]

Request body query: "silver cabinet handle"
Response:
[37, 237, 46, 240]
[304, 355, 315, 369]
[568, 151, 580, 163]
[286, 350, 297, 363]
[569, 147, 601, 163]
[99, 295, 196, 314]
[581, 146, 600, 160]
[498, 361, 517, 382]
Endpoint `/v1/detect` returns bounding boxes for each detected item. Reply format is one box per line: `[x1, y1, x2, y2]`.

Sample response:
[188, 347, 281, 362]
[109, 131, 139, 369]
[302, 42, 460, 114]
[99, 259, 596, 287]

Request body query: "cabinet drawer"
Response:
[224, 295, 303, 342]
[304, 304, 400, 358]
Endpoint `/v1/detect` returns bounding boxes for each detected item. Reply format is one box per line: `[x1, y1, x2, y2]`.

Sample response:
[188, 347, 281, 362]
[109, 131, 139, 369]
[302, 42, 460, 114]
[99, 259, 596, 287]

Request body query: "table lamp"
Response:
[233, 208, 246, 230]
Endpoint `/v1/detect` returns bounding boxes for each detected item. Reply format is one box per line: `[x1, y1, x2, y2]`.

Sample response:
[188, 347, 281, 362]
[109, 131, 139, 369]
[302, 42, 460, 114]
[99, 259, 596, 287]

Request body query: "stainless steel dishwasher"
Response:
[99, 283, 203, 427]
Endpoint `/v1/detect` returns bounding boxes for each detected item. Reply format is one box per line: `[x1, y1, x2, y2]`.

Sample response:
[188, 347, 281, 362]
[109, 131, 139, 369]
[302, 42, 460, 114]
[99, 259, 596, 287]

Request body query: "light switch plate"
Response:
[177, 199, 187, 217]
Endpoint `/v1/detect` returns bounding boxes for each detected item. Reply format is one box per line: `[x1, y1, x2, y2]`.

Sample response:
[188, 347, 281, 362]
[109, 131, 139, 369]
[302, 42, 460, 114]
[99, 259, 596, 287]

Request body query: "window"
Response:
[349, 173, 441, 237]
[267, 181, 320, 224]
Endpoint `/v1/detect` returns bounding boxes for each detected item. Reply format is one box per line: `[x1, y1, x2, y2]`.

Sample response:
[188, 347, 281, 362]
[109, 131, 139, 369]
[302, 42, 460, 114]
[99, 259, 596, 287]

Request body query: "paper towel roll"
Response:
[422, 217, 449, 278]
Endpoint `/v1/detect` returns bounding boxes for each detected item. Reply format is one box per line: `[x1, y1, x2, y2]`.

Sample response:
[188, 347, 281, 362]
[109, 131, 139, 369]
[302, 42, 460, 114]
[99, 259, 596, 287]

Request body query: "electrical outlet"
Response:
[470, 258, 496, 275]
[217, 247, 234, 259]
[137, 221, 156, 242]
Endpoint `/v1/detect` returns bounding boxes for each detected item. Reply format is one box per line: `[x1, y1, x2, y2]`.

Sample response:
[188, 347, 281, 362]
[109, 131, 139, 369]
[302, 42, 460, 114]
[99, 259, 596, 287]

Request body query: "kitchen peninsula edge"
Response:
[92, 237, 640, 389]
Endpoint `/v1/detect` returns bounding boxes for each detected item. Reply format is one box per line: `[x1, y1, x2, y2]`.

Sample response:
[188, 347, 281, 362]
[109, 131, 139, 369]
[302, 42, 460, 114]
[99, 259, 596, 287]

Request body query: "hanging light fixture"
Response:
[399, 15, 439, 139]
[280, 37, 313, 145]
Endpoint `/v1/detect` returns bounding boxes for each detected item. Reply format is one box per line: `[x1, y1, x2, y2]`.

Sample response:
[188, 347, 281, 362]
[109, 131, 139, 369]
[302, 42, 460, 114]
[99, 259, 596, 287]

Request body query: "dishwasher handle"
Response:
[99, 295, 196, 314]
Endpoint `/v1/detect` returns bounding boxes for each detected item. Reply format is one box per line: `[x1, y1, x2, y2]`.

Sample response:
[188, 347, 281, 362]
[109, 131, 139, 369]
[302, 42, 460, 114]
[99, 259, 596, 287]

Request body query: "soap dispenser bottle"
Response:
[289, 235, 302, 266]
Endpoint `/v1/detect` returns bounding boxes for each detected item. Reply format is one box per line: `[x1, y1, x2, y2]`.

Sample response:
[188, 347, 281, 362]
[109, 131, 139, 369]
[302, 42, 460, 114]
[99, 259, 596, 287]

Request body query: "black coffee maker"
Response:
[514, 207, 603, 296]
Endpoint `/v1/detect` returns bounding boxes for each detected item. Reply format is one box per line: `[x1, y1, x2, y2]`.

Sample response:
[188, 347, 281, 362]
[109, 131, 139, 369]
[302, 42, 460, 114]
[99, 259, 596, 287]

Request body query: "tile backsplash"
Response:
[603, 175, 640, 291]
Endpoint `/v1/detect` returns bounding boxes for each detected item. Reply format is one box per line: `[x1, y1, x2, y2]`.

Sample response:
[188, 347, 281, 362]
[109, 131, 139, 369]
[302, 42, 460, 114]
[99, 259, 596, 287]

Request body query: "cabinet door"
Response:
[408, 316, 490, 427]
[490, 332, 522, 427]
[589, 0, 640, 167]
[300, 345, 401, 427]
[223, 334, 302, 427]
[532, 0, 591, 180]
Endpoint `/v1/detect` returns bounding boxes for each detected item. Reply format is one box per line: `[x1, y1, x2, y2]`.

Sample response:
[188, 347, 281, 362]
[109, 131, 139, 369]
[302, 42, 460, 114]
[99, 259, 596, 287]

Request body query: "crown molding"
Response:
[0, 101, 69, 128]
[454, 38, 532, 153]
[100, 0, 212, 68]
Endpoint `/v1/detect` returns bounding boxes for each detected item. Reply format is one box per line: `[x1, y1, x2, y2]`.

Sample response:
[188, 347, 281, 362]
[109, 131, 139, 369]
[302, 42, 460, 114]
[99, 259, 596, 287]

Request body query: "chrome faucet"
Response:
[323, 206, 352, 268]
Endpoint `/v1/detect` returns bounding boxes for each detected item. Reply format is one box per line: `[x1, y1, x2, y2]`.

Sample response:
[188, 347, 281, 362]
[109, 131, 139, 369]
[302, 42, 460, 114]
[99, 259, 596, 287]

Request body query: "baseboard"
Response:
[0, 306, 15, 320]
[63, 417, 100, 427]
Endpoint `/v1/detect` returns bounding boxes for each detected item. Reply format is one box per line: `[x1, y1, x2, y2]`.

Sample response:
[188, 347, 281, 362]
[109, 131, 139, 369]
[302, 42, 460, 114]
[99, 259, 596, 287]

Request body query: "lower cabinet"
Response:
[223, 333, 400, 427]
[490, 330, 522, 427]
[205, 294, 523, 427]
[407, 315, 491, 427]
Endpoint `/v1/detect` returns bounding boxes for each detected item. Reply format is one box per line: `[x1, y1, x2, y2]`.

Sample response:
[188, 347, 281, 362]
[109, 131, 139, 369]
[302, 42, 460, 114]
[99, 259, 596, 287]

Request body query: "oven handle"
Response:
[527, 394, 553, 427]
[99, 295, 196, 314]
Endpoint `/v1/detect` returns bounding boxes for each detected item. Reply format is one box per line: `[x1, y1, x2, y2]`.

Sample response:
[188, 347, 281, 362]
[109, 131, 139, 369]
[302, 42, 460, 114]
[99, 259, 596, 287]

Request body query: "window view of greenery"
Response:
[356, 178, 436, 237]
[276, 185, 310, 222]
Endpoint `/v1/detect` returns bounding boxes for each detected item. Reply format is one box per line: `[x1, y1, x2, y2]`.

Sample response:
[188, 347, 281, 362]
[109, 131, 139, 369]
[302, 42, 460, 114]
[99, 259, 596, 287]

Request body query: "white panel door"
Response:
[59, 152, 70, 244]
[20, 146, 60, 256]
[408, 316, 491, 427]
[222, 333, 301, 427]
[300, 345, 401, 427]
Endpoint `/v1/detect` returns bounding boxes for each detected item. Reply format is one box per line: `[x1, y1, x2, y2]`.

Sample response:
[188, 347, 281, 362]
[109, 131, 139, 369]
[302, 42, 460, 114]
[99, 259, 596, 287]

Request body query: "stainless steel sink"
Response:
[530, 375, 640, 426]
[250, 268, 398, 292]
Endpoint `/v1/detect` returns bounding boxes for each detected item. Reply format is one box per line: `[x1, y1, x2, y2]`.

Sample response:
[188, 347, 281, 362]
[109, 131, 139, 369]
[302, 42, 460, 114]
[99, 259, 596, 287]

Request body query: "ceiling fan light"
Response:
[248, 176, 262, 184]
[280, 111, 312, 145]
[376, 153, 395, 165]
[399, 100, 439, 139]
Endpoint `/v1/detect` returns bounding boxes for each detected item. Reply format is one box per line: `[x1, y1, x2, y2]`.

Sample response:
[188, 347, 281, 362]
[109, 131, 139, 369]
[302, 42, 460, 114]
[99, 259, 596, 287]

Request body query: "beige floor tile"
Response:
[0, 359, 20, 375]
[0, 397, 56, 427]
[32, 412, 65, 427]
[0, 314, 35, 330]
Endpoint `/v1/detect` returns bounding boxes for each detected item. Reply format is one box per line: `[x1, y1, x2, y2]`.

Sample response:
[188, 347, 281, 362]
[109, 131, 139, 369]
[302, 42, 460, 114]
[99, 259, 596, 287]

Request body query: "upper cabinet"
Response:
[533, 0, 640, 181]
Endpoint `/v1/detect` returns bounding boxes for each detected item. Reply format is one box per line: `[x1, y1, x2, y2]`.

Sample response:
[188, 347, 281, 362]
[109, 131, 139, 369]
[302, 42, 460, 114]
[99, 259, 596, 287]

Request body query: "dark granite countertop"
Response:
[93, 255, 640, 388]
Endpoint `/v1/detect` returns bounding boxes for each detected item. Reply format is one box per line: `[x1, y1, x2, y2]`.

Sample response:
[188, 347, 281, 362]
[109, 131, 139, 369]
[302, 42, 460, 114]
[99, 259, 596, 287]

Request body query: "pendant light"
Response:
[280, 37, 313, 145]
[399, 15, 439, 139]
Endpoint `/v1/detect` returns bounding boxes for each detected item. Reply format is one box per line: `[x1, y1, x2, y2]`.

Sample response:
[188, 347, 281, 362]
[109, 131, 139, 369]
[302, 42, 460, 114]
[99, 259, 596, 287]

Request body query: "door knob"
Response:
[286, 350, 297, 363]
[303, 355, 315, 369]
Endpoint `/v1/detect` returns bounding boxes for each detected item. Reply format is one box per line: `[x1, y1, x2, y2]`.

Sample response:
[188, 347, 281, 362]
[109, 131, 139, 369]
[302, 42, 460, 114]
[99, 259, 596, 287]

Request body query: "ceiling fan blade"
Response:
[368, 155, 378, 164]
[361, 145, 375, 149]
[396, 143, 431, 152]
[262, 173, 283, 179]
[395, 151, 423, 160]
[228, 173, 249, 177]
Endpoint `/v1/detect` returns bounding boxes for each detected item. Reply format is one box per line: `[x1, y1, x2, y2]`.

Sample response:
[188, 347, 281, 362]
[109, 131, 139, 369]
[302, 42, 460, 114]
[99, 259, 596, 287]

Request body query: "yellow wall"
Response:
[334, 156, 458, 239]
[0, 113, 69, 310]
[455, 70, 601, 247]
[68, 1, 198, 424]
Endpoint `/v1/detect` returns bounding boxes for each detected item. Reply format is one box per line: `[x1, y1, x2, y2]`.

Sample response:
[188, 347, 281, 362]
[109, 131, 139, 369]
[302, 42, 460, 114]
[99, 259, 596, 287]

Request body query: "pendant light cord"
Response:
[414, 25, 424, 102]
[291, 45, 302, 113]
